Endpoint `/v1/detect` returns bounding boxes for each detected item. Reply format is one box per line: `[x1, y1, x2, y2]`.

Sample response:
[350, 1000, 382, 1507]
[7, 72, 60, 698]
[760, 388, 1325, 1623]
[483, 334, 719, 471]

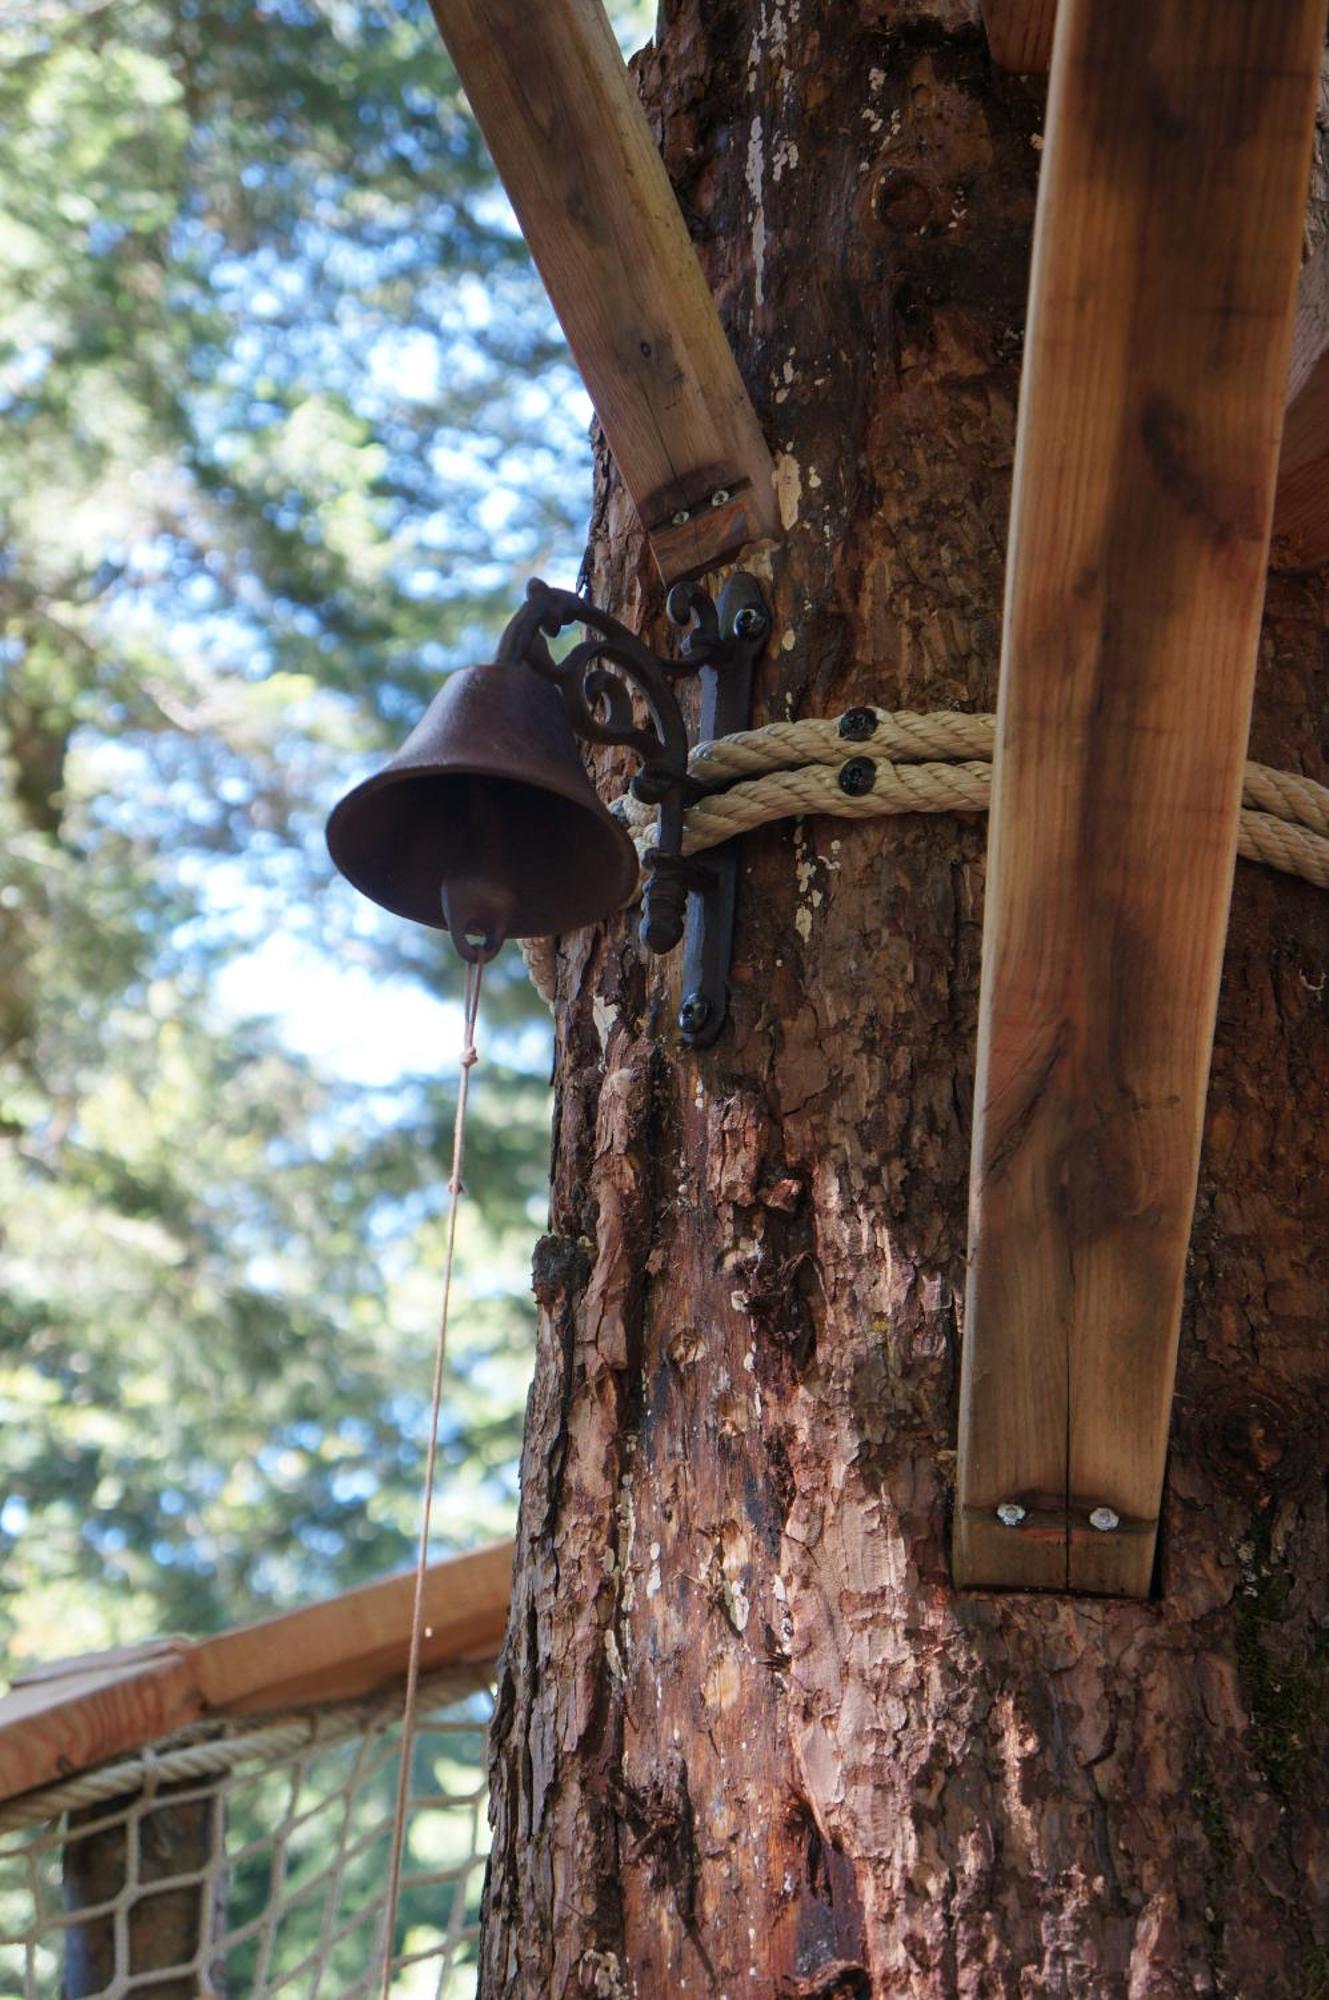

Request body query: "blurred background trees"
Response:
[0, 0, 627, 1657]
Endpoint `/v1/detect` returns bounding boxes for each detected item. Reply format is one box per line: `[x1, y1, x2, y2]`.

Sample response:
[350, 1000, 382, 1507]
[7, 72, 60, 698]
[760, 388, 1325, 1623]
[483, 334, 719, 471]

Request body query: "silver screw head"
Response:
[709, 487, 732, 507]
[996, 1502, 1026, 1528]
[1089, 1506, 1120, 1532]
[671, 508, 690, 527]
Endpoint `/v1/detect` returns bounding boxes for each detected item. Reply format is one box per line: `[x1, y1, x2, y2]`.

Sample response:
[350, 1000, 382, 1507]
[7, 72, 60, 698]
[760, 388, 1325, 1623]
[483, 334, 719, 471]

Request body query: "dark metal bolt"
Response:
[678, 992, 712, 1037]
[838, 706, 878, 742]
[731, 603, 768, 641]
[838, 756, 877, 797]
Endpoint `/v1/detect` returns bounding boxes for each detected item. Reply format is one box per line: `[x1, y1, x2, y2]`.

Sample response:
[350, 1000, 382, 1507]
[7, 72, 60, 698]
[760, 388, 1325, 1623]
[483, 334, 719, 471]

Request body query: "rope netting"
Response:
[0, 1668, 494, 1999]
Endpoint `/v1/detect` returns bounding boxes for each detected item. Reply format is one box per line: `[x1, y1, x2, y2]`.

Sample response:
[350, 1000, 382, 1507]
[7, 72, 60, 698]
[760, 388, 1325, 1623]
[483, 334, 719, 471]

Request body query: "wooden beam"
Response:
[955, 0, 1324, 1596]
[969, 32, 1329, 551]
[195, 1540, 511, 1714]
[980, 0, 1058, 72]
[0, 1541, 513, 1804]
[1273, 238, 1329, 564]
[426, 0, 777, 582]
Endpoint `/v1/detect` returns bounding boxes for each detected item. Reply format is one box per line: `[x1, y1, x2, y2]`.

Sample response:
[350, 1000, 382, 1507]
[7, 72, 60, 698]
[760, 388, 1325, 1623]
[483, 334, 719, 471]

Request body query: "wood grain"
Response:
[0, 1542, 513, 1803]
[427, 0, 777, 581]
[1273, 237, 1329, 564]
[954, 0, 1324, 1596]
[980, 0, 1058, 71]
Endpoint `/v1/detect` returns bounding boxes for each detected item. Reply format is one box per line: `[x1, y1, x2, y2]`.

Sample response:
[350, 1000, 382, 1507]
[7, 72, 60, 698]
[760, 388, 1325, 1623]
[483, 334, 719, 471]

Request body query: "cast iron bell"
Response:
[326, 661, 640, 962]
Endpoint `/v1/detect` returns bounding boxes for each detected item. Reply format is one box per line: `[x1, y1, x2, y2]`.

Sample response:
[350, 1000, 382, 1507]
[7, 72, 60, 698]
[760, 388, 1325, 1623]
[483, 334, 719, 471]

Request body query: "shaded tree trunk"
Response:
[62, 1784, 226, 1998]
[482, 4, 1329, 1992]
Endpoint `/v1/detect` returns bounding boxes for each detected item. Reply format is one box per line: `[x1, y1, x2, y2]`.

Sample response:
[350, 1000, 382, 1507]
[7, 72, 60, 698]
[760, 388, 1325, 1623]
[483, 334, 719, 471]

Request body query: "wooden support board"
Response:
[955, 0, 1324, 1596]
[0, 1541, 513, 1804]
[427, 0, 777, 583]
[980, 0, 1058, 72]
[1274, 238, 1329, 565]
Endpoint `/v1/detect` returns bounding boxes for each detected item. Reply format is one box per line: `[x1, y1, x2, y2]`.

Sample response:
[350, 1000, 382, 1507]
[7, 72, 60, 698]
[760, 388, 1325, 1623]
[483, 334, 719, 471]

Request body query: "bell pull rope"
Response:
[379, 956, 485, 1999]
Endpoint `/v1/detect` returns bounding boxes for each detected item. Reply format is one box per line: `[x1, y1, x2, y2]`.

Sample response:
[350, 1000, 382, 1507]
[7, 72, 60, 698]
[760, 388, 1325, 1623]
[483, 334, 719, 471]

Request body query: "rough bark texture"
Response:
[482, 5, 1329, 1994]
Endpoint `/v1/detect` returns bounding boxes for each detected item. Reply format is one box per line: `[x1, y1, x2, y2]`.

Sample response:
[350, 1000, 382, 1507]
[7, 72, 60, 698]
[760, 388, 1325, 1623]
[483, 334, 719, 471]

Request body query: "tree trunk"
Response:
[481, 4, 1329, 1993]
[62, 1784, 226, 1997]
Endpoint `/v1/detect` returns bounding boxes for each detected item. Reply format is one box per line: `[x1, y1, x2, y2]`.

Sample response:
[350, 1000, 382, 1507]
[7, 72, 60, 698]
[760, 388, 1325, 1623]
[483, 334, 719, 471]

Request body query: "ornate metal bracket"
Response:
[495, 573, 770, 1043]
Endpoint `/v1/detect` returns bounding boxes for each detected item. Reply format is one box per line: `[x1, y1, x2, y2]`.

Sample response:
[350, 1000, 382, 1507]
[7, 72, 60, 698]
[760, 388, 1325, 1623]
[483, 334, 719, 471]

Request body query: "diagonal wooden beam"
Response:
[1273, 237, 1329, 565]
[980, 0, 1058, 73]
[955, 0, 1325, 1597]
[427, 0, 778, 583]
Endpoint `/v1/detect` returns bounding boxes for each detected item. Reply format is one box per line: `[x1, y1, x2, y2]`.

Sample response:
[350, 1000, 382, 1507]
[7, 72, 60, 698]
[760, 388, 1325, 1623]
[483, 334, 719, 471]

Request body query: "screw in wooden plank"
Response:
[1089, 1506, 1120, 1532]
[996, 1502, 1026, 1527]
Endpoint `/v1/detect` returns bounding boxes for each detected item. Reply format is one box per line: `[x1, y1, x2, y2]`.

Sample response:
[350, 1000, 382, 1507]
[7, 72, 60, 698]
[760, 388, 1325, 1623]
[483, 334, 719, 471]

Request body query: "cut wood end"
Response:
[954, 1505, 1157, 1598]
[645, 470, 780, 583]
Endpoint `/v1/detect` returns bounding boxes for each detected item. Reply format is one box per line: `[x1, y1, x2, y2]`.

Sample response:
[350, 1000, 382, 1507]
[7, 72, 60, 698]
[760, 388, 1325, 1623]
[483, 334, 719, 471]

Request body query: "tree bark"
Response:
[482, 4, 1329, 1994]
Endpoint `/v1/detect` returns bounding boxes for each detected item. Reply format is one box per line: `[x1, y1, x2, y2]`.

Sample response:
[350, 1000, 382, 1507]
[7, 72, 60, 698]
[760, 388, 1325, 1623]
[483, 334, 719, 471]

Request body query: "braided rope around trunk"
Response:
[520, 709, 1329, 1001]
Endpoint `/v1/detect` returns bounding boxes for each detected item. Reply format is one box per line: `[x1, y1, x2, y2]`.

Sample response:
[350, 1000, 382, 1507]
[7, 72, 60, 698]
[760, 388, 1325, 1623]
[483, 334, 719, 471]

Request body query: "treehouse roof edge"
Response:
[0, 1540, 514, 1805]
[427, 0, 778, 583]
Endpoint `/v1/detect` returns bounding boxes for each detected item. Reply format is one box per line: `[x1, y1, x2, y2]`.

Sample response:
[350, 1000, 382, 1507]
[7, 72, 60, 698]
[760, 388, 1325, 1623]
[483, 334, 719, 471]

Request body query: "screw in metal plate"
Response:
[731, 603, 768, 641]
[678, 992, 712, 1037]
[709, 488, 731, 508]
[996, 1502, 1027, 1528]
[838, 756, 877, 797]
[671, 508, 691, 527]
[838, 706, 878, 742]
[1088, 1506, 1120, 1532]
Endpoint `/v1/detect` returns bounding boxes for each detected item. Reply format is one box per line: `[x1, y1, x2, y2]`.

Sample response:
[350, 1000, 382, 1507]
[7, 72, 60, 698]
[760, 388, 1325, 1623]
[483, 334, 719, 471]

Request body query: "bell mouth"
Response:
[326, 769, 640, 940]
[325, 661, 642, 942]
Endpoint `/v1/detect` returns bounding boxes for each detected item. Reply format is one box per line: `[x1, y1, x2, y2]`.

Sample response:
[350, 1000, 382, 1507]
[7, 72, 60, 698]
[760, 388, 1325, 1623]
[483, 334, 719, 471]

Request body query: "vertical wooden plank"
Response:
[980, 0, 1058, 73]
[62, 1785, 226, 1998]
[1273, 237, 1329, 564]
[955, 0, 1324, 1596]
[427, 0, 778, 582]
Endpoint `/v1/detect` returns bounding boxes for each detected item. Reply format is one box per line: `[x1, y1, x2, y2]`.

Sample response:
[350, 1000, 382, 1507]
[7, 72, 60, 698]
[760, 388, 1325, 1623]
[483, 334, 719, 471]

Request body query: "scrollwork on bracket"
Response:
[492, 576, 767, 953]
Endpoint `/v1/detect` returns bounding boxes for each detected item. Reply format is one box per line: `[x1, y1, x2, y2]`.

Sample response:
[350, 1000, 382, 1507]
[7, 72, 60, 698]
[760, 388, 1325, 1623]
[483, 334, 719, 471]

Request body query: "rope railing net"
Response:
[0, 1668, 494, 1999]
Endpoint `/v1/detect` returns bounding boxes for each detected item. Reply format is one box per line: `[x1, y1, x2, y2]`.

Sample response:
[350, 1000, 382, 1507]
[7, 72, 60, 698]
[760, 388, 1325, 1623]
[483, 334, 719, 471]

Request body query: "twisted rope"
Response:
[518, 708, 1329, 998]
[0, 1663, 493, 1834]
[622, 710, 1329, 882]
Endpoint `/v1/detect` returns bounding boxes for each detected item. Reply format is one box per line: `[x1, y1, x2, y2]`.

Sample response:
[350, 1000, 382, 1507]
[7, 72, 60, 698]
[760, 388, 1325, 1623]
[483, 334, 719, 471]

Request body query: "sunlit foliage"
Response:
[0, 0, 601, 1658]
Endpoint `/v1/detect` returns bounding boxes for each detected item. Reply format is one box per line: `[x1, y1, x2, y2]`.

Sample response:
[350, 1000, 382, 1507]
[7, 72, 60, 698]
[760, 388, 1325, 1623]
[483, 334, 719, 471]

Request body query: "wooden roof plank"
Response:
[954, 0, 1324, 1596]
[0, 1541, 513, 1805]
[980, 0, 1058, 73]
[193, 1541, 512, 1714]
[426, 0, 777, 582]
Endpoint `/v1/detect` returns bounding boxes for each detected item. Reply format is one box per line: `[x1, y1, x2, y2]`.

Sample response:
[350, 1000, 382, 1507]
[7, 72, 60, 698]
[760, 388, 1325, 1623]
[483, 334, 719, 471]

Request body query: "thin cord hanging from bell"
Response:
[378, 957, 484, 2000]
